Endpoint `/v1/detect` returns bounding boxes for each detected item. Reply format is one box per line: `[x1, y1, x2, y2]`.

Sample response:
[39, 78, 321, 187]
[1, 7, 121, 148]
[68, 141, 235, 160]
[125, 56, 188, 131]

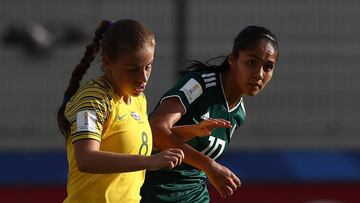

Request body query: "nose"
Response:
[253, 66, 264, 80]
[138, 69, 149, 83]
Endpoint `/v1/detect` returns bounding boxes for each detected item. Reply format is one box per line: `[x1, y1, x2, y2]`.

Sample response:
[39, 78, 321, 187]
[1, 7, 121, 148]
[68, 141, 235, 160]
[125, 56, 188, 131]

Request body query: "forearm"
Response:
[170, 125, 199, 142]
[152, 124, 214, 172]
[76, 150, 150, 174]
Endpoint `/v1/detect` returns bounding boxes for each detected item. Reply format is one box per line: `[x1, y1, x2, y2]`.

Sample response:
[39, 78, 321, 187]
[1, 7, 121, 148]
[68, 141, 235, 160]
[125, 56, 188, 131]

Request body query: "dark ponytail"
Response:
[57, 20, 111, 138]
[179, 25, 278, 76]
[178, 56, 229, 76]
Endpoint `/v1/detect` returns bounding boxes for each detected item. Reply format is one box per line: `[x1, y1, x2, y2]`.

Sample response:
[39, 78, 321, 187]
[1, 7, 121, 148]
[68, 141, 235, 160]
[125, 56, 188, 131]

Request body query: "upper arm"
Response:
[149, 97, 186, 150]
[64, 87, 111, 144]
[150, 73, 206, 146]
[73, 139, 100, 169]
[74, 139, 100, 155]
[150, 97, 184, 129]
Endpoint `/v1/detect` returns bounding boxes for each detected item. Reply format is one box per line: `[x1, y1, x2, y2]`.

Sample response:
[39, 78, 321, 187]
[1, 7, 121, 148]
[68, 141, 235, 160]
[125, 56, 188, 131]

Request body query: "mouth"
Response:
[248, 82, 262, 90]
[134, 84, 146, 92]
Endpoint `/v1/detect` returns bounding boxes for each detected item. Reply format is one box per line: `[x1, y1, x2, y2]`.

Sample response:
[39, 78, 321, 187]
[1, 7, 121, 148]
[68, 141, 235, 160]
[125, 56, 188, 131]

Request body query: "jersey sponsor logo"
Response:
[201, 73, 216, 78]
[205, 82, 217, 88]
[204, 77, 216, 83]
[180, 78, 203, 104]
[201, 111, 210, 120]
[77, 110, 97, 133]
[202, 72, 217, 88]
[118, 113, 127, 121]
[131, 111, 141, 121]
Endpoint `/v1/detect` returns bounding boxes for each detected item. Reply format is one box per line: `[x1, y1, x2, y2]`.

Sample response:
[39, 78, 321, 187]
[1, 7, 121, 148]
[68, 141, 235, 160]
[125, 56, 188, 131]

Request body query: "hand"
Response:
[205, 161, 241, 198]
[147, 148, 184, 170]
[195, 118, 232, 137]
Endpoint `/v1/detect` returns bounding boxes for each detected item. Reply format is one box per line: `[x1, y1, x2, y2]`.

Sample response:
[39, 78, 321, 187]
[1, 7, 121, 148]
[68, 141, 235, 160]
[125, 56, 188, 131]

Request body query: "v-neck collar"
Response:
[219, 72, 242, 113]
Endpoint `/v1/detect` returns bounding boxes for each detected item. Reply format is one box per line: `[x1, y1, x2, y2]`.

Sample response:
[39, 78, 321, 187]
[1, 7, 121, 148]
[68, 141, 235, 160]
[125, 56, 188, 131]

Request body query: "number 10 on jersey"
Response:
[201, 136, 226, 160]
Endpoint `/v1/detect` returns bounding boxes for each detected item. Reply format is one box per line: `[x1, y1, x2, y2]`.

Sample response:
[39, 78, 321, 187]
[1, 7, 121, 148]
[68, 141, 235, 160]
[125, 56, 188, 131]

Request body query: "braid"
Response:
[57, 20, 111, 138]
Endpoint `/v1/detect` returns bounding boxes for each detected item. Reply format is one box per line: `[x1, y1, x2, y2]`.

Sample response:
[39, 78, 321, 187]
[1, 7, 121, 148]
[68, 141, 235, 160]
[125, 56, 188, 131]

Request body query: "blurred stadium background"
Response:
[1, 0, 360, 202]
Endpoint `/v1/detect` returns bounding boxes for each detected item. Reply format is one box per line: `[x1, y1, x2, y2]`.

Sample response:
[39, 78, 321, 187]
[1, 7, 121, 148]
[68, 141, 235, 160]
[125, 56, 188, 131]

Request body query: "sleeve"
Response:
[160, 72, 205, 114]
[64, 87, 111, 143]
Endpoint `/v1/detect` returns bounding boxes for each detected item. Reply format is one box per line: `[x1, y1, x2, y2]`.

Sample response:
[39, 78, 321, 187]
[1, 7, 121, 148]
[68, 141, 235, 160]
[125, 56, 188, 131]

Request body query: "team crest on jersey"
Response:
[131, 111, 141, 121]
[77, 110, 97, 133]
[180, 78, 203, 104]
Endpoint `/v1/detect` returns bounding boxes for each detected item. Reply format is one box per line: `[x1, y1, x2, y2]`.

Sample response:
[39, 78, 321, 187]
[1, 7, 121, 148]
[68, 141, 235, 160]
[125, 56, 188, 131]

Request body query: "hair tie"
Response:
[108, 20, 115, 28]
[259, 34, 276, 43]
[63, 95, 70, 103]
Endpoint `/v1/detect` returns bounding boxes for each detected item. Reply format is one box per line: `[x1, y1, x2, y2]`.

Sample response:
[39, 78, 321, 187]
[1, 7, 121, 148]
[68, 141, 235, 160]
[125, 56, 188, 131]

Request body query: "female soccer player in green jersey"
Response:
[141, 25, 279, 202]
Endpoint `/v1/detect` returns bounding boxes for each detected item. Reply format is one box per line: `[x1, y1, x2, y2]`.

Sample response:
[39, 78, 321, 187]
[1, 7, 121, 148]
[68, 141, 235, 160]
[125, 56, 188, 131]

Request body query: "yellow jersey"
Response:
[63, 77, 152, 203]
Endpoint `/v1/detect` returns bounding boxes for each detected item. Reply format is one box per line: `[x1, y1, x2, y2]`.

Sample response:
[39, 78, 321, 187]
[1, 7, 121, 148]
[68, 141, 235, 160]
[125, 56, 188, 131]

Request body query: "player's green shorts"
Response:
[140, 171, 210, 203]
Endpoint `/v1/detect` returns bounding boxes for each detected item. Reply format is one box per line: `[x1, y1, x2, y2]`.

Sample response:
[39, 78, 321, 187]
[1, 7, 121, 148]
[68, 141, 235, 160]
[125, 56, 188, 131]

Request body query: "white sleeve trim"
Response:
[160, 95, 187, 115]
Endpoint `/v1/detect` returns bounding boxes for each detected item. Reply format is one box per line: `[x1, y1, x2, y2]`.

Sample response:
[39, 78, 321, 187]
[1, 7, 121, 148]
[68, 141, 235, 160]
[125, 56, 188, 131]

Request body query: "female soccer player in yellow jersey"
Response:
[57, 19, 230, 203]
[56, 19, 186, 203]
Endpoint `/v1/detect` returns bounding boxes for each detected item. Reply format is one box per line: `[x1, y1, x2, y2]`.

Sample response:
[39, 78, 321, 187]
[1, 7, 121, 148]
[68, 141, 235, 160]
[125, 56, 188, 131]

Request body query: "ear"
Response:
[227, 54, 235, 67]
[102, 55, 111, 72]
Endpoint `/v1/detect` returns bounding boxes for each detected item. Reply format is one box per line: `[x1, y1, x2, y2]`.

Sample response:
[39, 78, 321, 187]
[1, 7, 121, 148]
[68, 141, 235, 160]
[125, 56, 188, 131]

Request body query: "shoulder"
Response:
[178, 70, 219, 88]
[178, 70, 221, 97]
[65, 78, 112, 116]
[69, 77, 113, 108]
[160, 70, 219, 112]
[76, 77, 112, 100]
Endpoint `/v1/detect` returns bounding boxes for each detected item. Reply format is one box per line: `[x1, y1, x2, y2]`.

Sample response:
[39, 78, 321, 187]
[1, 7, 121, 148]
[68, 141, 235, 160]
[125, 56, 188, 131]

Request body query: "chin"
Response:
[131, 91, 143, 97]
[245, 90, 261, 96]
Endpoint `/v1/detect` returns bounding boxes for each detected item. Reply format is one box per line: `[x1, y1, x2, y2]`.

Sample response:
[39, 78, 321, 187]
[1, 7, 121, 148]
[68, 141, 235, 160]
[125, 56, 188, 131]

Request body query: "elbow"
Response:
[150, 116, 172, 132]
[77, 162, 91, 173]
[76, 161, 91, 173]
[76, 156, 95, 173]
[149, 119, 171, 149]
[150, 118, 169, 137]
[150, 124, 166, 148]
[150, 117, 184, 149]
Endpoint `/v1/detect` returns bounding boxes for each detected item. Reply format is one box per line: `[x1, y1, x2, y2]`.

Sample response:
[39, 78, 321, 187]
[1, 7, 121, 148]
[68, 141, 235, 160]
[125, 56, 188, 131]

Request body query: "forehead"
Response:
[240, 39, 278, 62]
[115, 46, 154, 63]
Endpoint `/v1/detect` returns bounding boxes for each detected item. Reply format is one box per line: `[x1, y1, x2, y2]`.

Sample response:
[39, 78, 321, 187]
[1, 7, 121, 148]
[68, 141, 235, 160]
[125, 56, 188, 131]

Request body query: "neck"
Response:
[221, 71, 243, 109]
[103, 74, 131, 104]
[122, 95, 131, 104]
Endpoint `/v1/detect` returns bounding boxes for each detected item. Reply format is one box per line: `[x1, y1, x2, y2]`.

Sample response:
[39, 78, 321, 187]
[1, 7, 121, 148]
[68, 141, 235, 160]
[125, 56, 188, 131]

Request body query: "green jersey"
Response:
[141, 70, 246, 203]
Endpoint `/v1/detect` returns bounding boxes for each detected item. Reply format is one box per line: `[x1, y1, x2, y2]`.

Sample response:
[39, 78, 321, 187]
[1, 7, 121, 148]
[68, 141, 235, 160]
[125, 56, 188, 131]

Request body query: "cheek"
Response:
[263, 72, 274, 84]
[147, 69, 152, 79]
[113, 69, 124, 81]
[236, 66, 250, 83]
[112, 70, 130, 87]
[266, 71, 274, 80]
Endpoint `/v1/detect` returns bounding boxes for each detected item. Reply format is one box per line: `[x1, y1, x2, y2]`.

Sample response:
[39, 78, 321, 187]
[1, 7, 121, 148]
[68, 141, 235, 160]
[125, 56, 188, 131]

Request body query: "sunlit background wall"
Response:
[1, 0, 359, 202]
